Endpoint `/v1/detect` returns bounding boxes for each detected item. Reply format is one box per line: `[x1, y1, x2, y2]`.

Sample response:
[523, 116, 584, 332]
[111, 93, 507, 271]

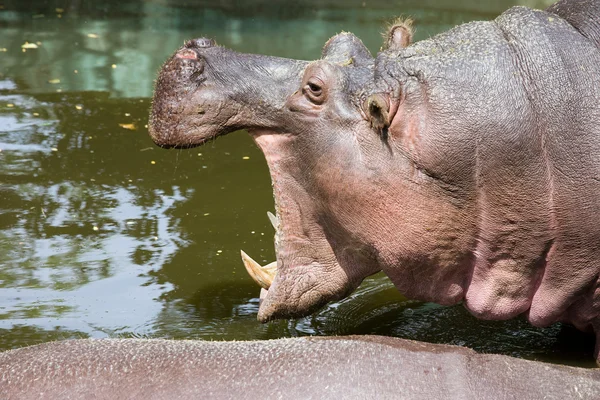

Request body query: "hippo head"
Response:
[149, 23, 470, 322]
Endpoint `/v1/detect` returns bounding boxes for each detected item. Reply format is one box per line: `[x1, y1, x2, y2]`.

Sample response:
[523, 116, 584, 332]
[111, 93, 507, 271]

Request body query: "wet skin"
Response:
[150, 0, 600, 362]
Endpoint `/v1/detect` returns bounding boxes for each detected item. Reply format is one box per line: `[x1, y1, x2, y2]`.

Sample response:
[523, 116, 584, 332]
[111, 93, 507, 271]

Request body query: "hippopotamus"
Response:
[2, 336, 600, 399]
[149, 0, 600, 361]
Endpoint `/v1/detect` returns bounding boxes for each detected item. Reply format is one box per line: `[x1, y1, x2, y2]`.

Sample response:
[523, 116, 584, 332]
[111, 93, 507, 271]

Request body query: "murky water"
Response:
[0, 0, 595, 367]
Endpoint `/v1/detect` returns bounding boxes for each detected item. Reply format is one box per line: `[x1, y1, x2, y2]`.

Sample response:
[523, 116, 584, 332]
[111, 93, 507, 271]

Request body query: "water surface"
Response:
[0, 0, 595, 367]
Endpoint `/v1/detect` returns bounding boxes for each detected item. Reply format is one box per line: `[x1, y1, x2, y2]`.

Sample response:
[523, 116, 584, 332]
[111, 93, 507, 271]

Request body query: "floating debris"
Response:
[75, 105, 83, 110]
[21, 42, 38, 49]
[93, 226, 99, 231]
[48, 79, 60, 84]
[150, 160, 156, 164]
[6, 104, 14, 108]
[51, 147, 58, 152]
[87, 33, 99, 39]
[119, 123, 137, 130]
[111, 64, 117, 69]
[0, 48, 7, 52]
[242, 156, 250, 160]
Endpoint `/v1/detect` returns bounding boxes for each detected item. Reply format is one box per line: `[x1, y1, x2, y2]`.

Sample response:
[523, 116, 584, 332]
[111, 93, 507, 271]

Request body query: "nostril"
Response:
[188, 38, 215, 49]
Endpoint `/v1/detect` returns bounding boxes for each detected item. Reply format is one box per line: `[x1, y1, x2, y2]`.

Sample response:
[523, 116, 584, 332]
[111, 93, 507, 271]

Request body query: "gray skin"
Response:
[367, 0, 600, 357]
[2, 336, 600, 400]
[149, 0, 600, 362]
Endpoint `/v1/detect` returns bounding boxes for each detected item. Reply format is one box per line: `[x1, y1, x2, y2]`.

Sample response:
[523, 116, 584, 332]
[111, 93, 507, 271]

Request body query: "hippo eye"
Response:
[308, 82, 321, 94]
[303, 78, 325, 104]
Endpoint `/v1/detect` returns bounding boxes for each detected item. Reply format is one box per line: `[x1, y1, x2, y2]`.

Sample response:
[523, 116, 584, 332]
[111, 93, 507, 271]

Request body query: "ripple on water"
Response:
[289, 274, 597, 367]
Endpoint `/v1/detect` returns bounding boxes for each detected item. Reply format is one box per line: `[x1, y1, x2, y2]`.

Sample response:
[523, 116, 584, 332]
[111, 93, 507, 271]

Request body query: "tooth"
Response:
[240, 250, 276, 290]
[267, 211, 278, 230]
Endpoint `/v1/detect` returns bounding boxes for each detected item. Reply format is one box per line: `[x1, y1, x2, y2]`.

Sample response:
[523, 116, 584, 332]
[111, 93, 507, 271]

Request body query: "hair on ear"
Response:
[366, 94, 390, 137]
[382, 17, 415, 51]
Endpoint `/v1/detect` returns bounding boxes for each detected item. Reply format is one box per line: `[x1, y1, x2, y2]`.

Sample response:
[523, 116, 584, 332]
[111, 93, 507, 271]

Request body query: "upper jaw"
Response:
[149, 41, 307, 149]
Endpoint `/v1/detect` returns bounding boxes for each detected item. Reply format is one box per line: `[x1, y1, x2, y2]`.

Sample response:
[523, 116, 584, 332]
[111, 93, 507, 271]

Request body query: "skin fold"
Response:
[149, 0, 600, 361]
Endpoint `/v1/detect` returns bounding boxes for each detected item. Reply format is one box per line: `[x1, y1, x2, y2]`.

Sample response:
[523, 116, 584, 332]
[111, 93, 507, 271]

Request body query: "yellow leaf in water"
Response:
[119, 123, 137, 130]
[87, 33, 99, 38]
[48, 79, 61, 84]
[21, 42, 38, 49]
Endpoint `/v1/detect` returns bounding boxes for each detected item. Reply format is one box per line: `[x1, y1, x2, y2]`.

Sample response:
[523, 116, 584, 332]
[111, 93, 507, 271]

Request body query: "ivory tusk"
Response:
[240, 250, 276, 290]
[267, 211, 278, 230]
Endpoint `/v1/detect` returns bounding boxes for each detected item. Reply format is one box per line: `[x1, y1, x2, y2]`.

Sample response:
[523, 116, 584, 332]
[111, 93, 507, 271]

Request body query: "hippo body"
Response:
[1, 336, 600, 400]
[371, 0, 600, 344]
[370, 0, 600, 342]
[149, 0, 600, 361]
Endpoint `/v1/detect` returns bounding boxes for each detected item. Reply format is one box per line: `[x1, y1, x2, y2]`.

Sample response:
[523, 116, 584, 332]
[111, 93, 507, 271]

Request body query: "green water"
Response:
[0, 0, 596, 367]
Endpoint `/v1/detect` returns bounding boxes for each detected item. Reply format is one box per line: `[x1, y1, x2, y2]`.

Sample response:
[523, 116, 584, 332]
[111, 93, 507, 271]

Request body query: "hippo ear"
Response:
[383, 17, 414, 51]
[365, 93, 392, 136]
[322, 33, 373, 66]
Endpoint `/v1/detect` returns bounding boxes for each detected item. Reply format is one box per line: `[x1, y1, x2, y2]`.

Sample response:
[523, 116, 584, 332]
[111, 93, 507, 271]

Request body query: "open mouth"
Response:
[149, 42, 359, 323]
[238, 131, 289, 317]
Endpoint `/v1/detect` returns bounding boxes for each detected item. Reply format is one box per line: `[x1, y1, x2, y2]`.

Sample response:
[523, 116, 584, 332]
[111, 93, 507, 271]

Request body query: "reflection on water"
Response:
[0, 0, 595, 368]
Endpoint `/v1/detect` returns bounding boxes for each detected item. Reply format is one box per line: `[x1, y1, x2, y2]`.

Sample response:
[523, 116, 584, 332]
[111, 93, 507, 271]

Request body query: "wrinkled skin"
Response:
[368, 0, 600, 357]
[150, 0, 600, 361]
[2, 337, 600, 399]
